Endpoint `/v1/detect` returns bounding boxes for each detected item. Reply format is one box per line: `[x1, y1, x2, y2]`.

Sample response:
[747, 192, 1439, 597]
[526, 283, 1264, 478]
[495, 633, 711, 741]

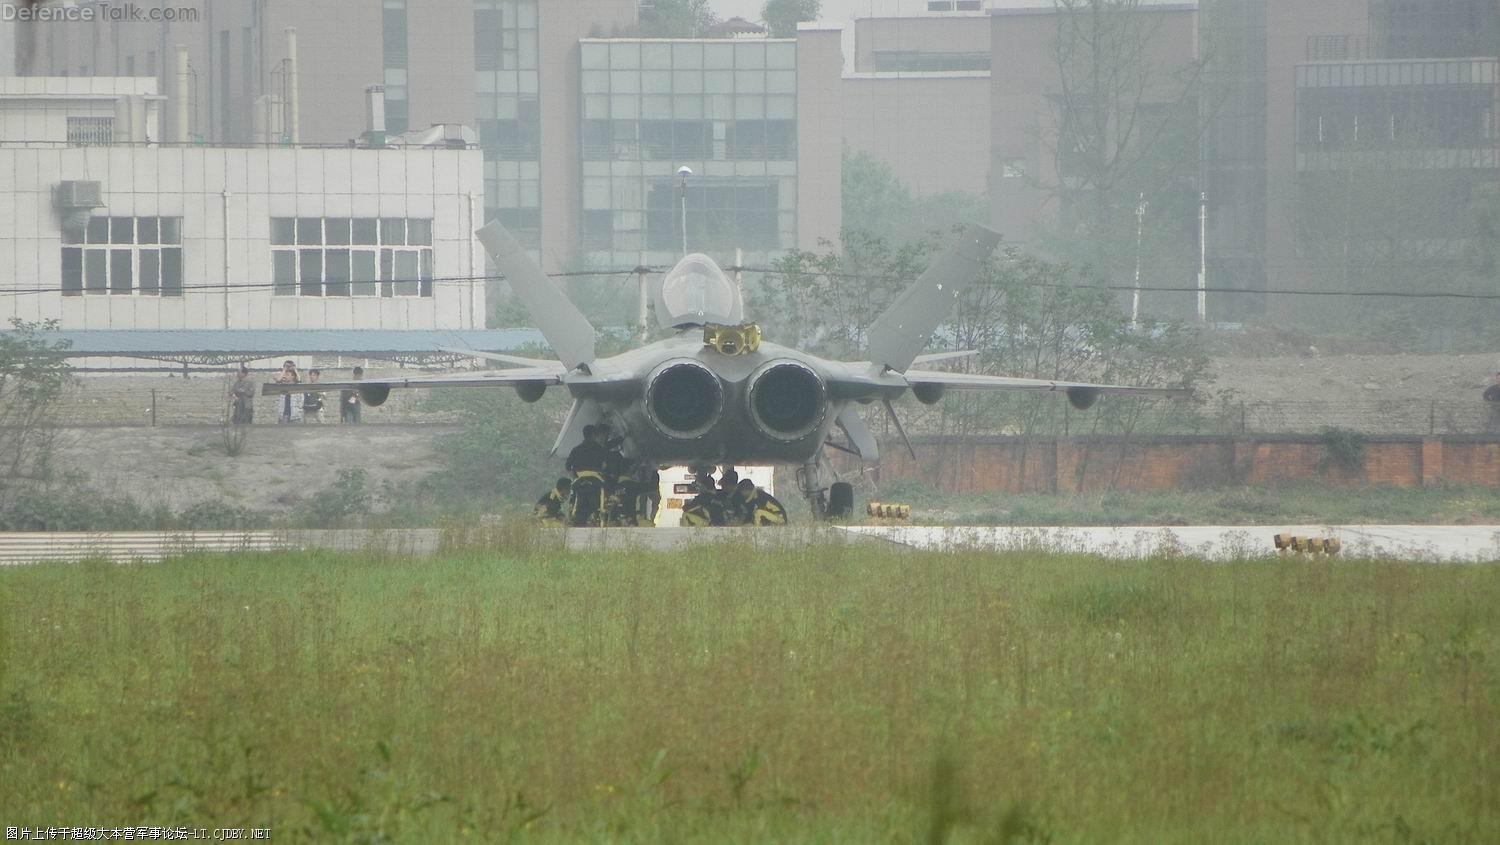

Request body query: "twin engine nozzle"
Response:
[645, 359, 827, 441]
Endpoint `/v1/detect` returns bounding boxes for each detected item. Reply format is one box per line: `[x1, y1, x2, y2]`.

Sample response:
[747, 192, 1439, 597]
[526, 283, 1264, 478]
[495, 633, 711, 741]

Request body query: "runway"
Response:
[1, 524, 1498, 564]
[848, 524, 1500, 562]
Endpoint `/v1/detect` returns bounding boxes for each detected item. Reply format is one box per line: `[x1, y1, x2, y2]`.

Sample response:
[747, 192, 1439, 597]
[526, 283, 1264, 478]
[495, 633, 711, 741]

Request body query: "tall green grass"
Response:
[1, 538, 1497, 843]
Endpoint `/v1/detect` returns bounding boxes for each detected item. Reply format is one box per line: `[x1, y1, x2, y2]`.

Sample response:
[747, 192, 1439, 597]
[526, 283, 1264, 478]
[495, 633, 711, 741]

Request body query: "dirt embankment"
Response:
[1208, 352, 1500, 408]
[46, 425, 457, 513]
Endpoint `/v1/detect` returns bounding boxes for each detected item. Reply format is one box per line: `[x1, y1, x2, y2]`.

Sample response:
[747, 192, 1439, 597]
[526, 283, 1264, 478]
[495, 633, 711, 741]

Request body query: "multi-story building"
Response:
[577, 36, 800, 269]
[794, 7, 992, 247]
[26, 0, 637, 270]
[988, 1, 1200, 263]
[841, 11, 991, 198]
[0, 78, 485, 332]
[1202, 0, 1500, 320]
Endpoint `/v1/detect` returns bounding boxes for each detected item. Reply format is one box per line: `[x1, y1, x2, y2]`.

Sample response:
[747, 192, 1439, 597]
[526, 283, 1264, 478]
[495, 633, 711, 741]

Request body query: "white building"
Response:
[0, 78, 486, 332]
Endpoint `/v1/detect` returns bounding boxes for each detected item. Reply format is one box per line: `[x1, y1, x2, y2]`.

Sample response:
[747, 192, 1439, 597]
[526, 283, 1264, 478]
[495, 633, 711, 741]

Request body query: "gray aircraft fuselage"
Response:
[553, 332, 903, 466]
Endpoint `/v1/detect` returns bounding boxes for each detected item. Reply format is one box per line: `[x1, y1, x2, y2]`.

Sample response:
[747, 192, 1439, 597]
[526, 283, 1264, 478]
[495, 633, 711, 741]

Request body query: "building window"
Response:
[870, 50, 990, 72]
[578, 38, 797, 259]
[646, 179, 779, 252]
[475, 0, 541, 247]
[270, 217, 432, 297]
[61, 216, 183, 296]
[66, 117, 114, 145]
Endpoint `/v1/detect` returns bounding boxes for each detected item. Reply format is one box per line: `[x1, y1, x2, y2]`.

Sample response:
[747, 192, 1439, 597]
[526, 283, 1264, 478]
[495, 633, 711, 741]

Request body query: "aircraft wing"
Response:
[260, 368, 563, 396]
[902, 369, 1192, 408]
[436, 346, 568, 373]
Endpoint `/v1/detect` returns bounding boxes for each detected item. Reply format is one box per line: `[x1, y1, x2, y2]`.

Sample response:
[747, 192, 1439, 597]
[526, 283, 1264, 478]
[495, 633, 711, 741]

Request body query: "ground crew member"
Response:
[565, 424, 610, 527]
[604, 436, 638, 526]
[734, 478, 788, 526]
[639, 467, 662, 525]
[533, 478, 571, 525]
[680, 476, 727, 527]
[717, 468, 746, 523]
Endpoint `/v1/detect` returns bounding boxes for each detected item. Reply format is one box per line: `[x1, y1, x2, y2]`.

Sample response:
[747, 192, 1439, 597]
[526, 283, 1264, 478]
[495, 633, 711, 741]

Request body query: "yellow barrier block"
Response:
[1272, 533, 1341, 557]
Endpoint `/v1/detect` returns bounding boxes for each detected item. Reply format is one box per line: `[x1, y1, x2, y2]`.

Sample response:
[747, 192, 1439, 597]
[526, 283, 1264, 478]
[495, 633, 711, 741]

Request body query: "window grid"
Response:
[578, 39, 797, 258]
[271, 217, 433, 298]
[475, 0, 541, 249]
[61, 216, 183, 297]
[66, 116, 114, 145]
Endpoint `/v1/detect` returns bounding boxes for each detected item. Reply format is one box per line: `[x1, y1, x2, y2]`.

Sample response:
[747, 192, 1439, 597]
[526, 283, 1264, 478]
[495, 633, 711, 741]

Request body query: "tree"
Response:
[639, 0, 720, 37]
[1036, 0, 1206, 315]
[841, 149, 988, 249]
[745, 230, 1208, 439]
[762, 0, 820, 37]
[0, 319, 75, 501]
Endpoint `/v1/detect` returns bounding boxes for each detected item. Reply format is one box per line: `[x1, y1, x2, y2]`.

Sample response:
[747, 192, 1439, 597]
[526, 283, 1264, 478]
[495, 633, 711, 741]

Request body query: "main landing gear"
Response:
[797, 453, 855, 521]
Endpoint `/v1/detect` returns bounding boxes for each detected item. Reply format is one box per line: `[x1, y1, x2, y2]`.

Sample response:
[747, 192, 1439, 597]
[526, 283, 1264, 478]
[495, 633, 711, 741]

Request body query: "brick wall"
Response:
[855, 435, 1500, 493]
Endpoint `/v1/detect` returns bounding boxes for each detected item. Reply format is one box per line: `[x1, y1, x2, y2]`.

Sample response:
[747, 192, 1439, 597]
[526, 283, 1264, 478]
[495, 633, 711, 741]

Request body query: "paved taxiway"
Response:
[2, 524, 1499, 564]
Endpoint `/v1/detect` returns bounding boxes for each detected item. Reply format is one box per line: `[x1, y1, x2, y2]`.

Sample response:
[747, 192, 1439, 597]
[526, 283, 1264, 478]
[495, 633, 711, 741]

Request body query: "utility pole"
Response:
[634, 254, 650, 343]
[677, 166, 692, 259]
[1197, 192, 1208, 323]
[1132, 193, 1147, 330]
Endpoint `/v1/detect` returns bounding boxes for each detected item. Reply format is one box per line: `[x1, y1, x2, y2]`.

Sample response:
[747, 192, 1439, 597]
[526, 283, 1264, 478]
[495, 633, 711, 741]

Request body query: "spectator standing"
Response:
[229, 366, 256, 424]
[341, 366, 364, 423]
[1484, 371, 1500, 432]
[303, 369, 325, 424]
[276, 359, 302, 423]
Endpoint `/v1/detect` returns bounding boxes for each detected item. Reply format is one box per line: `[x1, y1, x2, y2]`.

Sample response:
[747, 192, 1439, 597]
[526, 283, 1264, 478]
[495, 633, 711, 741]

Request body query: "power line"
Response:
[3, 263, 1497, 302]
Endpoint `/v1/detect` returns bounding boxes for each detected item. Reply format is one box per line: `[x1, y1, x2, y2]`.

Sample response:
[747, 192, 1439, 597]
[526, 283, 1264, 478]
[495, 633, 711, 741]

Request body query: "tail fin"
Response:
[865, 224, 1002, 373]
[476, 221, 596, 371]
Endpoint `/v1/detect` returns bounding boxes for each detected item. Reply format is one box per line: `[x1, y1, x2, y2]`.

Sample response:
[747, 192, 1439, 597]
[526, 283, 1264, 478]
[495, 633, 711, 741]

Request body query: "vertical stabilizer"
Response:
[476, 221, 597, 371]
[865, 224, 1002, 373]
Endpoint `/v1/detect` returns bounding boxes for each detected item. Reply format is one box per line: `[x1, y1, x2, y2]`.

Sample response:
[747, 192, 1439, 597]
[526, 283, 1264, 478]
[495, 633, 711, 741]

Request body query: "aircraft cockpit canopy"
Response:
[654, 253, 744, 330]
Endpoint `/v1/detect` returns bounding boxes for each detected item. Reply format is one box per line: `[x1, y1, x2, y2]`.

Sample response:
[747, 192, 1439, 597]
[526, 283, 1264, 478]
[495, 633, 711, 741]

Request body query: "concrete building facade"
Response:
[0, 79, 485, 332]
[841, 14, 991, 198]
[578, 37, 799, 269]
[988, 2, 1201, 250]
[1201, 0, 1500, 320]
[25, 0, 637, 271]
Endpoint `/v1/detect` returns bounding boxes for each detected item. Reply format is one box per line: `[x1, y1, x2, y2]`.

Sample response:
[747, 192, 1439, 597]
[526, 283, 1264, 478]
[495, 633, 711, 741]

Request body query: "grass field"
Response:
[1, 531, 1497, 843]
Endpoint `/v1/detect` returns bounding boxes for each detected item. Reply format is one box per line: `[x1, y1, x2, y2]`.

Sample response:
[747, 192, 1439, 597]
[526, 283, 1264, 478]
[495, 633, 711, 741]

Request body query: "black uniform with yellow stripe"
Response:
[533, 479, 571, 525]
[680, 478, 728, 527]
[565, 428, 610, 527]
[732, 479, 787, 526]
[603, 441, 639, 526]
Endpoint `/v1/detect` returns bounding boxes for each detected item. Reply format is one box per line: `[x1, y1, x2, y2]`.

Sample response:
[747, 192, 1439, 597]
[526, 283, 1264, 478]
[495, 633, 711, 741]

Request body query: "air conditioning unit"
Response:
[56, 181, 104, 209]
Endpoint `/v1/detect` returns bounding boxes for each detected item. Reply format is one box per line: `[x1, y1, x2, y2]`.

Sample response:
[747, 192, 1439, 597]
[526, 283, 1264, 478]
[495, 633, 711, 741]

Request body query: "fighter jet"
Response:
[266, 221, 1189, 517]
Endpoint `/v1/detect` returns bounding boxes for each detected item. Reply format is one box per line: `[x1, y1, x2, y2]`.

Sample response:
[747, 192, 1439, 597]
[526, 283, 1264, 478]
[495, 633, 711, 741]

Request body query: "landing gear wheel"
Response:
[826, 482, 854, 520]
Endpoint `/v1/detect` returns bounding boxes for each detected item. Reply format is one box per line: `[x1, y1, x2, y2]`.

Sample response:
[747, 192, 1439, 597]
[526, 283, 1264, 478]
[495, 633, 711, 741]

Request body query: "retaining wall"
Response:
[858, 436, 1500, 493]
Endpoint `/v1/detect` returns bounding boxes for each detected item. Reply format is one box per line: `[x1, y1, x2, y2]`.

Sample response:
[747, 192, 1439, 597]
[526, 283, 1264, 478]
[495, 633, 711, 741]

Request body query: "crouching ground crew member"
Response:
[603, 436, 639, 526]
[565, 424, 610, 527]
[680, 475, 728, 527]
[534, 478, 571, 526]
[733, 478, 788, 526]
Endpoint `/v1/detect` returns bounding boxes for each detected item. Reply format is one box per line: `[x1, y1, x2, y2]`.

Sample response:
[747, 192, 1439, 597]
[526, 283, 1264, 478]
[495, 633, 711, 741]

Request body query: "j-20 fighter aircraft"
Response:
[266, 221, 1189, 518]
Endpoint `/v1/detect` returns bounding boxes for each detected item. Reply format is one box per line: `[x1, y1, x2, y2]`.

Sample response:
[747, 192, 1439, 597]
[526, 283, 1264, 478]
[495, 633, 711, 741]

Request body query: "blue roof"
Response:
[8, 329, 547, 357]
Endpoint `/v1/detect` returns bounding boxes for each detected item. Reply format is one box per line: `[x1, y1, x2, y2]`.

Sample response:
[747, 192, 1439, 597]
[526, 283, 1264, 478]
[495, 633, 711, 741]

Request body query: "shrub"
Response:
[1318, 426, 1367, 473]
